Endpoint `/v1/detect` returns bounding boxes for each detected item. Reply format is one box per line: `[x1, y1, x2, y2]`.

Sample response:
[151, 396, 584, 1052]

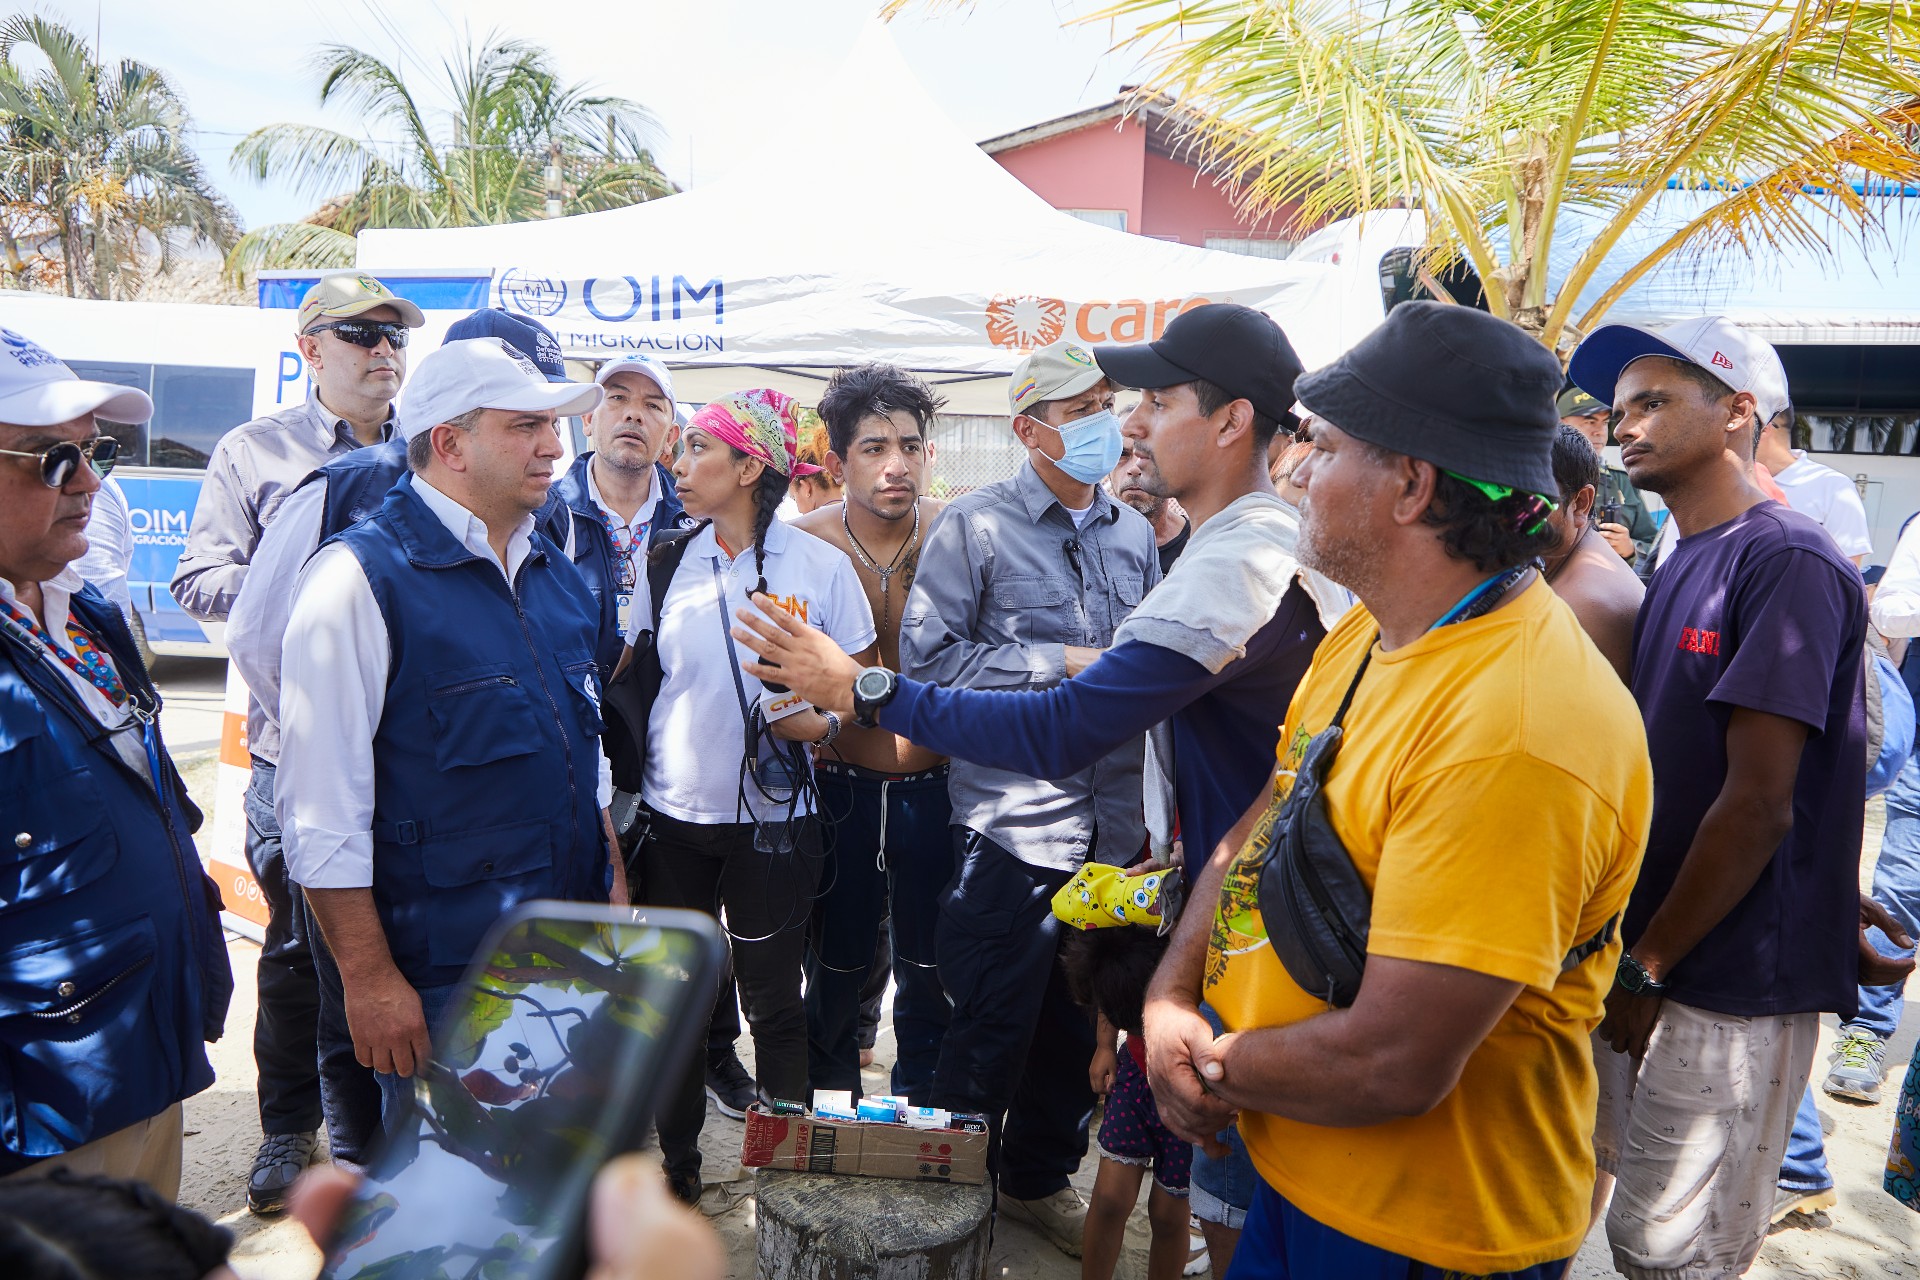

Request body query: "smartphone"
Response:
[320, 903, 725, 1280]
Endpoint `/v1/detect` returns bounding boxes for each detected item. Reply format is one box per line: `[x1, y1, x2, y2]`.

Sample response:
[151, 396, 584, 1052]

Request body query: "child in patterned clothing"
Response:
[1062, 925, 1193, 1280]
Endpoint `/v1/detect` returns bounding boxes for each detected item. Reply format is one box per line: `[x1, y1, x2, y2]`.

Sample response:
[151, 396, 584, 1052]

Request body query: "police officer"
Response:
[277, 338, 624, 1123]
[0, 328, 232, 1197]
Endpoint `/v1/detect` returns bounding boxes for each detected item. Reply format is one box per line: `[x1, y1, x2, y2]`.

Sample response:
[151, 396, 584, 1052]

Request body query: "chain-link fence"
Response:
[926, 413, 1023, 497]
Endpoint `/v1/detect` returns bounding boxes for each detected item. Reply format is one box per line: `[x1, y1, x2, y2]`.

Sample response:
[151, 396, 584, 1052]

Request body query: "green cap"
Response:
[1556, 387, 1607, 418]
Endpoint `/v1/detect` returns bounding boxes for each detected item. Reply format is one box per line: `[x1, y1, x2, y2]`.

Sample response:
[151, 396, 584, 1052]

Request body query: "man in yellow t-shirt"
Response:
[1141, 302, 1652, 1279]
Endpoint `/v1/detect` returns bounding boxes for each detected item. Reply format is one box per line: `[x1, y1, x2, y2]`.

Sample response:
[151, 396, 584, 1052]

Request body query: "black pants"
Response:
[246, 759, 380, 1154]
[642, 810, 823, 1179]
[805, 762, 954, 1098]
[929, 828, 1096, 1201]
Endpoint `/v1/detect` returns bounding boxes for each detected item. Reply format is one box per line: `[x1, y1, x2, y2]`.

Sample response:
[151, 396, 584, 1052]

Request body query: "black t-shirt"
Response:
[1157, 520, 1192, 575]
[1629, 501, 1867, 1018]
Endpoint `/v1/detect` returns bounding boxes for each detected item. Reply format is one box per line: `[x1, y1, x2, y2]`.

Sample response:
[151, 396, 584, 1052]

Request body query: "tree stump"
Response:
[754, 1169, 993, 1280]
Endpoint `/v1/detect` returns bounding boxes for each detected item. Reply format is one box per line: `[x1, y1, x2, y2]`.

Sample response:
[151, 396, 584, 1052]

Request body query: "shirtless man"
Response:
[791, 363, 952, 1098]
[1543, 422, 1644, 682]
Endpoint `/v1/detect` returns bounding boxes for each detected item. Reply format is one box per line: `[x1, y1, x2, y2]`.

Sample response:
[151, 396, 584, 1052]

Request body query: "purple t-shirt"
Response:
[1629, 501, 1866, 1019]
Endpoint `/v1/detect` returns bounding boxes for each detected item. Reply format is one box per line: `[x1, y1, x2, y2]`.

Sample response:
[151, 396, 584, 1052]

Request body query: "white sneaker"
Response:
[1184, 1215, 1210, 1275]
[998, 1185, 1089, 1257]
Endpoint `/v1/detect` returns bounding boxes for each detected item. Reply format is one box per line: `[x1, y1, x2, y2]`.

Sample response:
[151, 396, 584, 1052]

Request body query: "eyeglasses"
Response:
[305, 320, 411, 350]
[0, 435, 121, 487]
[1444, 470, 1558, 536]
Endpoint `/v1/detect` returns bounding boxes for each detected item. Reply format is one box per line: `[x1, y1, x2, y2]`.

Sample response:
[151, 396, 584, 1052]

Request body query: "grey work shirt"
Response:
[900, 460, 1160, 870]
[169, 395, 394, 623]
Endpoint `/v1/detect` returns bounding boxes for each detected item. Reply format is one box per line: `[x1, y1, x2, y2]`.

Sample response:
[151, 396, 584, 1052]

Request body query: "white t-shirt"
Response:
[74, 476, 133, 613]
[1772, 452, 1873, 558]
[639, 518, 875, 824]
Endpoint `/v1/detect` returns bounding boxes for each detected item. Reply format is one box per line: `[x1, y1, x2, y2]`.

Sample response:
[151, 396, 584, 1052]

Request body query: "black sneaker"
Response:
[667, 1167, 704, 1207]
[247, 1132, 318, 1214]
[705, 1048, 757, 1119]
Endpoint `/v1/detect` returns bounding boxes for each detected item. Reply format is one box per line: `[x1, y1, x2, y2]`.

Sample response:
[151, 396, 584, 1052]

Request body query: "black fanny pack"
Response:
[1251, 652, 1374, 1008]
[1249, 637, 1621, 1009]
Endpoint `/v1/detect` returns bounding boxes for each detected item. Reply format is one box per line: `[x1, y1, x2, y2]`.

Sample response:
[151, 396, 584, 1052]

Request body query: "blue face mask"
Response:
[1038, 408, 1123, 485]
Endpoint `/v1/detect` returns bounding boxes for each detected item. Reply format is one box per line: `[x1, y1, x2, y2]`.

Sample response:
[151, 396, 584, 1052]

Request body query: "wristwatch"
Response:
[852, 666, 899, 729]
[1615, 952, 1666, 995]
[815, 710, 842, 747]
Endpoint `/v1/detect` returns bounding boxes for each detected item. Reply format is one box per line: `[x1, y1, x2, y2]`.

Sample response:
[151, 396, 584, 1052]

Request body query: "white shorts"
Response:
[1593, 1001, 1816, 1280]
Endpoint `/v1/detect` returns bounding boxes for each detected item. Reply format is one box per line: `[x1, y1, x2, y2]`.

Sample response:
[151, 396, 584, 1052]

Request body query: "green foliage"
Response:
[228, 34, 676, 281]
[0, 13, 237, 298]
[1074, 0, 1920, 348]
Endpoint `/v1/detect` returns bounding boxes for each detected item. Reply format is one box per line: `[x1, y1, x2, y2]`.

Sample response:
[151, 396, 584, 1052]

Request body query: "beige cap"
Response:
[296, 272, 426, 334]
[1009, 340, 1104, 416]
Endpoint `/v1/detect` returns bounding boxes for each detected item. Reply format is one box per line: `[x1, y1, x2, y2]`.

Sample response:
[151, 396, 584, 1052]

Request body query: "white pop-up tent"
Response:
[355, 25, 1357, 413]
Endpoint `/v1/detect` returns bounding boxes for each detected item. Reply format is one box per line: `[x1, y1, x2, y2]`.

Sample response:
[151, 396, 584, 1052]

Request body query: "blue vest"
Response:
[0, 588, 232, 1172]
[335, 474, 610, 989]
[537, 452, 686, 679]
[314, 437, 410, 541]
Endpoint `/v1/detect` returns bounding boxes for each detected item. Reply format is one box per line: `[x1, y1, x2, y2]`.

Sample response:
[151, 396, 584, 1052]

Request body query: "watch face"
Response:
[855, 668, 892, 700]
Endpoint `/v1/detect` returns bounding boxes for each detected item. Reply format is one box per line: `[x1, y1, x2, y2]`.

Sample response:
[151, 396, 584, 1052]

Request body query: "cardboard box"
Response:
[741, 1104, 989, 1185]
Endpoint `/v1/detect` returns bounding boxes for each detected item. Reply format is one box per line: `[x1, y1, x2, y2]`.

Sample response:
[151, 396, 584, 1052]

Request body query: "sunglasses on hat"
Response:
[0, 435, 121, 487]
[1444, 471, 1558, 536]
[305, 319, 411, 350]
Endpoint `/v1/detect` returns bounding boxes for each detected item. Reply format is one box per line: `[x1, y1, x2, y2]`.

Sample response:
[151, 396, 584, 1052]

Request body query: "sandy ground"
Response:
[166, 734, 1920, 1280]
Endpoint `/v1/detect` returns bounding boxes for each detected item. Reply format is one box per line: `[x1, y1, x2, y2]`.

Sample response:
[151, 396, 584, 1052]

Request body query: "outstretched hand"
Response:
[732, 594, 862, 716]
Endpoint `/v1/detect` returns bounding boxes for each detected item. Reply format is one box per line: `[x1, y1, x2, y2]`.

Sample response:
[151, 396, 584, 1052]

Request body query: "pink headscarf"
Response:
[686, 388, 822, 477]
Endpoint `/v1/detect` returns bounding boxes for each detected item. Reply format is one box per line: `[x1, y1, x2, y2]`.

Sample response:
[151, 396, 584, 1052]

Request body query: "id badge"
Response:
[615, 591, 634, 637]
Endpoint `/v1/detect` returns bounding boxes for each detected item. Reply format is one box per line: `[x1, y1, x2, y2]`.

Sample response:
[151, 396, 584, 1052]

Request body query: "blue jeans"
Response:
[1848, 770, 1920, 1041]
[1191, 1002, 1257, 1229]
[1224, 1177, 1570, 1280]
[1777, 1085, 1832, 1194]
[373, 982, 459, 1139]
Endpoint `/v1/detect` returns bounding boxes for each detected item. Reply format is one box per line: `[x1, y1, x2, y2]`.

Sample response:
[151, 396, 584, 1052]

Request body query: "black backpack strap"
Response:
[602, 525, 702, 794]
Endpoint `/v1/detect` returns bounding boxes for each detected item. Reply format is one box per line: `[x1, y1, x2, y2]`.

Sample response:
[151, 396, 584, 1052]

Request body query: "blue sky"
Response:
[60, 0, 1145, 232]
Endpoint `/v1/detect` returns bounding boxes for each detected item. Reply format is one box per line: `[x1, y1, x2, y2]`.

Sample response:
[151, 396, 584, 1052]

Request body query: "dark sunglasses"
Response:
[0, 435, 121, 487]
[306, 319, 411, 350]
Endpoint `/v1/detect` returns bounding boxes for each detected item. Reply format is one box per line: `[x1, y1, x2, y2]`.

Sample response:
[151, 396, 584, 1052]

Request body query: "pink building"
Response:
[981, 94, 1303, 256]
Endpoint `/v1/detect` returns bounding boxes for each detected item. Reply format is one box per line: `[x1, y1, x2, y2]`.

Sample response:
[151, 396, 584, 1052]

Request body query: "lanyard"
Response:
[1333, 561, 1535, 729]
[0, 597, 127, 706]
[601, 508, 650, 592]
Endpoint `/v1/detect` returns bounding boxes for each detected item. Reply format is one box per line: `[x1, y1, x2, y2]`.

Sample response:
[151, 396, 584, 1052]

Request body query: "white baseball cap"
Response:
[594, 355, 676, 404]
[398, 338, 603, 442]
[1569, 316, 1789, 424]
[0, 327, 154, 426]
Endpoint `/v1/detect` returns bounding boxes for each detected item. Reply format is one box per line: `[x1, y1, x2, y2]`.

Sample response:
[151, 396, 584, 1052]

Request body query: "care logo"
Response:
[983, 294, 1065, 350]
[499, 267, 568, 317]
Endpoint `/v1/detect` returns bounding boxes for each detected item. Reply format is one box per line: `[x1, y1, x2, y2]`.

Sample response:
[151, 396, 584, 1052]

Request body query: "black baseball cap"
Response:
[1093, 303, 1305, 428]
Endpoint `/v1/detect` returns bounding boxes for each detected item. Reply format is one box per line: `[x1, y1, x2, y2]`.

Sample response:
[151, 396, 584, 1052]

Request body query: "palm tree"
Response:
[911, 0, 1920, 351]
[0, 14, 237, 298]
[228, 36, 676, 281]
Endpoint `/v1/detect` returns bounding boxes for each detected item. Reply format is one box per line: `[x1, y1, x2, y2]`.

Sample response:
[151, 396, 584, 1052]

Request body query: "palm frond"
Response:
[225, 220, 358, 284]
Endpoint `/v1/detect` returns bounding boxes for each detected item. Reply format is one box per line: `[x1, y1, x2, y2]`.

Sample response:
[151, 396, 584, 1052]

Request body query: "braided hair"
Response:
[747, 459, 788, 595]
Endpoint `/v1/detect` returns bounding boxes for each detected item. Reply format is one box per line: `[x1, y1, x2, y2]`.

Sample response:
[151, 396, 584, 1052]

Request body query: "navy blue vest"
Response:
[314, 437, 410, 541]
[334, 474, 610, 989]
[0, 587, 232, 1172]
[537, 452, 685, 679]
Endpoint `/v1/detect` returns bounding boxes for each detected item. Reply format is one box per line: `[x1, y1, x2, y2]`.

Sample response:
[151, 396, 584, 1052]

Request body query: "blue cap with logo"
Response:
[444, 308, 569, 383]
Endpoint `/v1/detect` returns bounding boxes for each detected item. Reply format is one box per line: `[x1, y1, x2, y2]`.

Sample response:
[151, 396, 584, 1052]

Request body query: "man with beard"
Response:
[726, 305, 1331, 1270]
[788, 363, 952, 1099]
[1145, 302, 1649, 1277]
[1111, 438, 1191, 572]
